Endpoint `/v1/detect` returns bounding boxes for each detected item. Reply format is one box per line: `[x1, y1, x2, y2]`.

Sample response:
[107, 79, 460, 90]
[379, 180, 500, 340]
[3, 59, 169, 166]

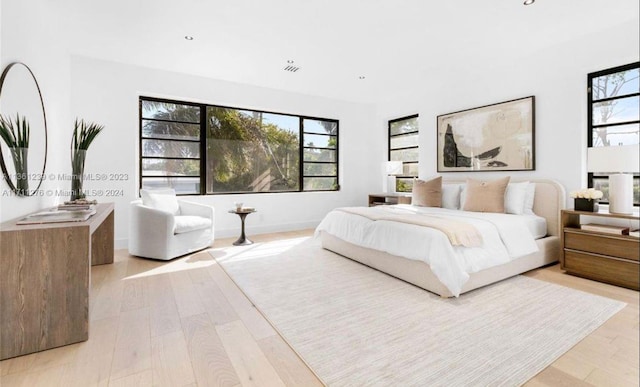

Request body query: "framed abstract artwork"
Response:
[437, 96, 535, 172]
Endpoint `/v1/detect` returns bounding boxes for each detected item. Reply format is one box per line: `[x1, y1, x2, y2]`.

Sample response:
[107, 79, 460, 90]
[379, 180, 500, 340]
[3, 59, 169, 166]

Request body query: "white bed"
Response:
[317, 179, 566, 297]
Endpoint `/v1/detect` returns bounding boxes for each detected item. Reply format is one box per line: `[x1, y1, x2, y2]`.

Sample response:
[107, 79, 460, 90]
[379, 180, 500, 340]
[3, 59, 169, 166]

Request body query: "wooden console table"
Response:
[0, 203, 114, 360]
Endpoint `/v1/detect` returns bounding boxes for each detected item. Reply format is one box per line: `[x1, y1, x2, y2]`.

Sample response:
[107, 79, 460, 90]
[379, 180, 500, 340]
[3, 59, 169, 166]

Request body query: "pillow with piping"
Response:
[462, 177, 511, 213]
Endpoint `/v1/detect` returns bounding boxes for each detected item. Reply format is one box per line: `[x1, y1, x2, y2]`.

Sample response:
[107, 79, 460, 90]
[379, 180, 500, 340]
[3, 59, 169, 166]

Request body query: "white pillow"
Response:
[442, 184, 462, 210]
[504, 181, 529, 215]
[523, 183, 536, 215]
[140, 188, 180, 215]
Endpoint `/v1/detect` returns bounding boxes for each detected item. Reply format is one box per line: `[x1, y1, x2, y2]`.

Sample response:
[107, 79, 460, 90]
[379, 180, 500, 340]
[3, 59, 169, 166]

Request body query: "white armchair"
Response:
[129, 189, 214, 260]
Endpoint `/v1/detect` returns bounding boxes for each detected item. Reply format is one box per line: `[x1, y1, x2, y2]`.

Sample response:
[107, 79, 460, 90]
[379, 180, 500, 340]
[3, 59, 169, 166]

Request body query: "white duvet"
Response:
[315, 205, 540, 297]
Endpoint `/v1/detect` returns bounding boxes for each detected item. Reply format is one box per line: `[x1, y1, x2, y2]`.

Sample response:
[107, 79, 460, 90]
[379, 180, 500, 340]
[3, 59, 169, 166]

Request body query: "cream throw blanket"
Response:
[336, 207, 483, 247]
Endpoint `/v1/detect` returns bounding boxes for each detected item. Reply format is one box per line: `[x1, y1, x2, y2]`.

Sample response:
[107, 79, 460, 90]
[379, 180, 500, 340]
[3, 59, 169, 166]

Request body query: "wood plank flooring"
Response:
[0, 229, 637, 386]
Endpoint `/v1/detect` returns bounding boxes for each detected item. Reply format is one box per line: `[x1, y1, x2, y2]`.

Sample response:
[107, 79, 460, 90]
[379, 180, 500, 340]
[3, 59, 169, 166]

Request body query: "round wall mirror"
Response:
[0, 62, 48, 197]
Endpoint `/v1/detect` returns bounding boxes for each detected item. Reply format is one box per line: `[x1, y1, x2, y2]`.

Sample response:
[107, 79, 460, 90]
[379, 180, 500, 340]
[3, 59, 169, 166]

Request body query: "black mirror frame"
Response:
[0, 62, 48, 197]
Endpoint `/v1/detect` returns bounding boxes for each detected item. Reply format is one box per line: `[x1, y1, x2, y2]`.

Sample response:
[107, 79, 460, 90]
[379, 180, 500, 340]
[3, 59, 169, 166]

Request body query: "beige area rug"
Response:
[210, 237, 625, 386]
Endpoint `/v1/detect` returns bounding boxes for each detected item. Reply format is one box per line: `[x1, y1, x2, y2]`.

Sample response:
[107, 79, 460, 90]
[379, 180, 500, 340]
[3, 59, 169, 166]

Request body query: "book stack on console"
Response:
[17, 208, 97, 225]
[580, 223, 630, 235]
[58, 204, 94, 211]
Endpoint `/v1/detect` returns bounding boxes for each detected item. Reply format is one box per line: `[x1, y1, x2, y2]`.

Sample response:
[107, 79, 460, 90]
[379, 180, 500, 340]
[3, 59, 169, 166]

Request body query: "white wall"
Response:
[70, 56, 379, 247]
[0, 0, 71, 221]
[376, 19, 640, 208]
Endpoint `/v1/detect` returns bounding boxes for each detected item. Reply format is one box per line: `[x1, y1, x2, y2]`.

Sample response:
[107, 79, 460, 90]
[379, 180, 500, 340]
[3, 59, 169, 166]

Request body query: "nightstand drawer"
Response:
[564, 231, 639, 261]
[564, 250, 639, 290]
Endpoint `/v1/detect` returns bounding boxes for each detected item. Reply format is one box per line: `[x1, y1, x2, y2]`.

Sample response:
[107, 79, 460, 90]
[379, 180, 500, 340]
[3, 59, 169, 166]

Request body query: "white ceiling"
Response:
[46, 0, 640, 104]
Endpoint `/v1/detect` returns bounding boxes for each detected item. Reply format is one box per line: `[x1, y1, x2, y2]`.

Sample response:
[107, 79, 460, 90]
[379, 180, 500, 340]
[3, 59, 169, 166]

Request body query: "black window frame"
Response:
[139, 98, 203, 195]
[587, 62, 640, 206]
[301, 118, 339, 191]
[139, 96, 339, 195]
[388, 114, 419, 192]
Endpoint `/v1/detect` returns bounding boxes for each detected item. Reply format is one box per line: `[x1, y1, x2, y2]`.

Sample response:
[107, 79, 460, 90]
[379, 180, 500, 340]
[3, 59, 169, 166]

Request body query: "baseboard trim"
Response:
[115, 238, 128, 250]
[114, 220, 320, 251]
[218, 220, 320, 238]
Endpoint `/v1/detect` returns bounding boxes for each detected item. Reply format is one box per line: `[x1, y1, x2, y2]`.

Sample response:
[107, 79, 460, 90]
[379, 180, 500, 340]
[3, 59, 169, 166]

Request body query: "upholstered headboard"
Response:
[442, 178, 566, 237]
[530, 179, 566, 236]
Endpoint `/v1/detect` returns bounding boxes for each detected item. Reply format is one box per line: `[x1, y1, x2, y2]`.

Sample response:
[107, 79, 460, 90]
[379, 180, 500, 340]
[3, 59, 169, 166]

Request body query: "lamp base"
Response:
[608, 174, 634, 215]
[386, 176, 396, 193]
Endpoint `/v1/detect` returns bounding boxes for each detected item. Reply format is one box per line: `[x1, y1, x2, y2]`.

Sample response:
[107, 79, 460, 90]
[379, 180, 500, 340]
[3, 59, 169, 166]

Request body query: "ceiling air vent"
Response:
[284, 65, 300, 73]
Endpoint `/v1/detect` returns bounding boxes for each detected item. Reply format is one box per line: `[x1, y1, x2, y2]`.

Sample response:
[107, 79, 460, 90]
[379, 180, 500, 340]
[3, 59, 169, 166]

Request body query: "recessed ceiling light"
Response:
[523, 0, 535, 5]
[358, 76, 366, 80]
[184, 36, 194, 41]
[287, 60, 294, 64]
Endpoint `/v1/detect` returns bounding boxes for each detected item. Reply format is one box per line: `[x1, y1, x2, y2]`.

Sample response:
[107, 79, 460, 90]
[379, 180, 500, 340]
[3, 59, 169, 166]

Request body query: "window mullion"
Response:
[299, 117, 304, 192]
[200, 104, 206, 195]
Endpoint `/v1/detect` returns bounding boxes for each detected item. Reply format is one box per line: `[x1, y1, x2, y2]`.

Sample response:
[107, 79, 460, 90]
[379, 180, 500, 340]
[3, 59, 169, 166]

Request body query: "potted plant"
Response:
[70, 118, 104, 201]
[0, 113, 30, 196]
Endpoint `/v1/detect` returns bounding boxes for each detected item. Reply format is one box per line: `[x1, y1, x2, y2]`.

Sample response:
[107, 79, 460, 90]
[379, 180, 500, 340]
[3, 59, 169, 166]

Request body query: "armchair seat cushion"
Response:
[174, 215, 212, 234]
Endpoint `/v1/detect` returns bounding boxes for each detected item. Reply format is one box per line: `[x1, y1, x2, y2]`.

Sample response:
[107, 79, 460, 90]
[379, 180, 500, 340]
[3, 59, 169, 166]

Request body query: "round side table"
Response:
[228, 209, 256, 246]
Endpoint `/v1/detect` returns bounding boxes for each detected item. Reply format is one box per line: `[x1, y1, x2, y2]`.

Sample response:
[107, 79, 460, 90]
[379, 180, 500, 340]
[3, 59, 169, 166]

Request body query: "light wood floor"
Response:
[0, 229, 637, 387]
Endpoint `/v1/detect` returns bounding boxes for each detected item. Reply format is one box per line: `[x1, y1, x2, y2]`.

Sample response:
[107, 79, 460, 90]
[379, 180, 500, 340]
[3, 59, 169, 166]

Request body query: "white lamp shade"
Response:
[587, 144, 640, 173]
[384, 161, 404, 175]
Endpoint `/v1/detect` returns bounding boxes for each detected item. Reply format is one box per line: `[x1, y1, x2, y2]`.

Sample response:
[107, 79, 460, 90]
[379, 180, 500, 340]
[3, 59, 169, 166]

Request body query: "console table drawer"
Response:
[564, 231, 639, 261]
[564, 250, 639, 290]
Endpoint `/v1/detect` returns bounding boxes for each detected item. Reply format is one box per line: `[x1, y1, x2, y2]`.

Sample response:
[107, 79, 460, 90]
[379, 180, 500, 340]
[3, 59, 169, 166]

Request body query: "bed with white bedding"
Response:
[317, 179, 565, 297]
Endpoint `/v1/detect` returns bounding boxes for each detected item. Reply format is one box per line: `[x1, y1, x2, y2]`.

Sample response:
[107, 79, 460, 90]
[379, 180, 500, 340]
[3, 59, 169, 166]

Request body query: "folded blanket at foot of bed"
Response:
[336, 206, 483, 248]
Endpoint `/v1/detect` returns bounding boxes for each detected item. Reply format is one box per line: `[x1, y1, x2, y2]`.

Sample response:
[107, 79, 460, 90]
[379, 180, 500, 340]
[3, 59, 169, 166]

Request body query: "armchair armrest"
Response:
[130, 202, 175, 238]
[178, 200, 215, 220]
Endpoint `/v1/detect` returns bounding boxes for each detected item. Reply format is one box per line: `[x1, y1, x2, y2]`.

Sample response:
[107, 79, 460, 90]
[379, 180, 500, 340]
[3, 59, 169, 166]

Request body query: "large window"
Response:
[140, 97, 339, 194]
[587, 62, 639, 205]
[389, 115, 419, 192]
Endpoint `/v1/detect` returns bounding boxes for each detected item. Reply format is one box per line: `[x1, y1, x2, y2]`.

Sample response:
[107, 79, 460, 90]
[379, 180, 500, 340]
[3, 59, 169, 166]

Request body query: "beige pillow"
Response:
[462, 177, 511, 213]
[412, 176, 442, 207]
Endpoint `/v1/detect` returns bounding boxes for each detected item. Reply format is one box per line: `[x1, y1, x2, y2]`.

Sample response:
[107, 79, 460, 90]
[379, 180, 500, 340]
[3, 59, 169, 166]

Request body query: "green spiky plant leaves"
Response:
[0, 113, 30, 148]
[0, 113, 31, 195]
[72, 118, 104, 153]
[70, 118, 104, 201]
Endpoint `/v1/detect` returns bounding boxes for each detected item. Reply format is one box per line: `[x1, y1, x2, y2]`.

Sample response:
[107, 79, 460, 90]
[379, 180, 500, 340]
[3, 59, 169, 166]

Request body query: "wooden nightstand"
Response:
[560, 209, 639, 290]
[368, 193, 412, 207]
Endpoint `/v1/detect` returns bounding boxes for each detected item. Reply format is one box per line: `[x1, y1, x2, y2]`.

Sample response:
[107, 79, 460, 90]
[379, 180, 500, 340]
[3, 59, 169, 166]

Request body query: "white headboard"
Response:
[442, 178, 566, 237]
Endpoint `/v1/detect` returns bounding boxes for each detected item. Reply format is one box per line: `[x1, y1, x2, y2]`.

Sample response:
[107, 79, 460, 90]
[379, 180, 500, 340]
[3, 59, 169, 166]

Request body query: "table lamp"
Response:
[382, 161, 403, 193]
[587, 144, 639, 214]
